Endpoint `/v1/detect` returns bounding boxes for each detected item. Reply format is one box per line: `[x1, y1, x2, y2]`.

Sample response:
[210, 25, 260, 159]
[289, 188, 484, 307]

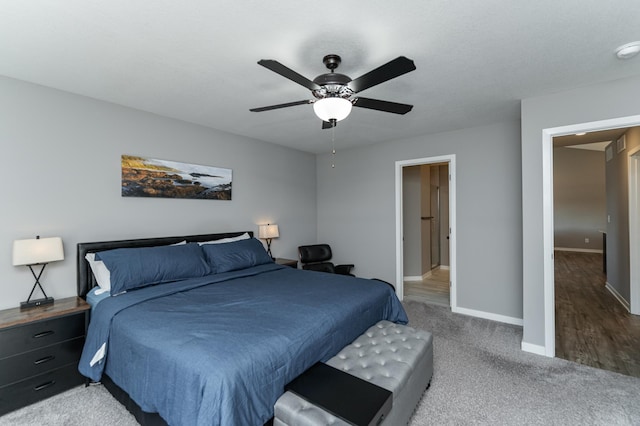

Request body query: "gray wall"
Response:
[0, 76, 317, 310]
[521, 74, 640, 348]
[606, 127, 640, 302]
[317, 121, 523, 320]
[553, 147, 606, 250]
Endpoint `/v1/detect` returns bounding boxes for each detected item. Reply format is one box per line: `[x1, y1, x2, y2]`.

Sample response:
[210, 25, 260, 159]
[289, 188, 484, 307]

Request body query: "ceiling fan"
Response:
[250, 54, 416, 129]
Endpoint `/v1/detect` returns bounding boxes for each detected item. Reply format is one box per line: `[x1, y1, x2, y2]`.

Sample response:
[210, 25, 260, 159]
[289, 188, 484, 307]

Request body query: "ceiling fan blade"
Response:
[250, 100, 313, 112]
[347, 56, 416, 93]
[321, 120, 336, 129]
[352, 97, 413, 114]
[258, 60, 320, 91]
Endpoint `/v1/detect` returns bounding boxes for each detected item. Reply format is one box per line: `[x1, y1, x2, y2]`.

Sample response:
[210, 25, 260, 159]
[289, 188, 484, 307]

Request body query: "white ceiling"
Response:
[563, 142, 610, 152]
[553, 128, 629, 150]
[2, 1, 640, 154]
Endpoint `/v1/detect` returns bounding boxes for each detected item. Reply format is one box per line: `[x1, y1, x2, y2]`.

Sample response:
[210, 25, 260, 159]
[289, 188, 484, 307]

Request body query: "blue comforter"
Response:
[79, 263, 407, 425]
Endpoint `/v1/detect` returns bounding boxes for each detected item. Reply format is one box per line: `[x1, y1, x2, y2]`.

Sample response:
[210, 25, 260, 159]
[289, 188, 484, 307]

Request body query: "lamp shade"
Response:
[258, 224, 279, 239]
[12, 237, 64, 266]
[313, 98, 353, 122]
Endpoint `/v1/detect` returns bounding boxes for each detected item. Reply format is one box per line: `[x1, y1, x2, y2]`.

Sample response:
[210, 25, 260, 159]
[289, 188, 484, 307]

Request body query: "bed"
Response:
[76, 231, 408, 426]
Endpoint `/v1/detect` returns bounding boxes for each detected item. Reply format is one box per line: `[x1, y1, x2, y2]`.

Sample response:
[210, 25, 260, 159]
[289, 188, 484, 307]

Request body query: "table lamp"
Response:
[258, 224, 279, 259]
[12, 236, 64, 309]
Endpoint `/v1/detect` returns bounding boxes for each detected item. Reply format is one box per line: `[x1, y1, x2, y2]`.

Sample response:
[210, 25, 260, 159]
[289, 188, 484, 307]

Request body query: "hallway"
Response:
[404, 267, 450, 306]
[554, 251, 640, 377]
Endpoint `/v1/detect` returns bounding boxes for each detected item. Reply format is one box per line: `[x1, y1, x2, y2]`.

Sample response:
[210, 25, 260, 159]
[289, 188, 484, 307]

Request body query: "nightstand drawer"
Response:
[0, 314, 85, 358]
[0, 363, 84, 415]
[0, 337, 84, 386]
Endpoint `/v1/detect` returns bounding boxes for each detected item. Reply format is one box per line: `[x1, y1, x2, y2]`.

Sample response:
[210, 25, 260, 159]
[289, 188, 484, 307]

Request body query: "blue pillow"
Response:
[96, 243, 211, 294]
[201, 238, 273, 273]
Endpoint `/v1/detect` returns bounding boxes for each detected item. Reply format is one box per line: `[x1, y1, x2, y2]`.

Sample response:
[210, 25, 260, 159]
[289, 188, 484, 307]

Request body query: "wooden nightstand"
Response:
[0, 296, 89, 415]
[276, 258, 298, 268]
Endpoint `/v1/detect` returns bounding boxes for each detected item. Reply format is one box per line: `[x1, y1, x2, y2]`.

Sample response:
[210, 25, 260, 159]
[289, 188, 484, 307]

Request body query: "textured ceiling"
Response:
[2, 1, 640, 153]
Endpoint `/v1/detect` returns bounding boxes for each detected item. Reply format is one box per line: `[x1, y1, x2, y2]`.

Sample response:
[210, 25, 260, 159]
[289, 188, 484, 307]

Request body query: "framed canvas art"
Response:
[121, 155, 232, 200]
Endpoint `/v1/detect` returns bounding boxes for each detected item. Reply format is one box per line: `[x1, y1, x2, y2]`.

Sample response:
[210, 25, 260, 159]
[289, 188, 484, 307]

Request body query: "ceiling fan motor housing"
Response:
[312, 75, 353, 100]
[312, 54, 354, 100]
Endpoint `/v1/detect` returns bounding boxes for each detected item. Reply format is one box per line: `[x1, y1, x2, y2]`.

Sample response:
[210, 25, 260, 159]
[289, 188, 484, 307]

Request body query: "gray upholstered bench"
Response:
[274, 320, 433, 426]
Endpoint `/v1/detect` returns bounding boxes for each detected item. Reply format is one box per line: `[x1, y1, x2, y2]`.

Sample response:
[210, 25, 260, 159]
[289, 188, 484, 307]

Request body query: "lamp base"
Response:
[21, 297, 54, 310]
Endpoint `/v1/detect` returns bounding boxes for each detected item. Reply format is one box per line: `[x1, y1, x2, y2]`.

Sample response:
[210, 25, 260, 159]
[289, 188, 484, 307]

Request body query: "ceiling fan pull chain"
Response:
[331, 125, 336, 168]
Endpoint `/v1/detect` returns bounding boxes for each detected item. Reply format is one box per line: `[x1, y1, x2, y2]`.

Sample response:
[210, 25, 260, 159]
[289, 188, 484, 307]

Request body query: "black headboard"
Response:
[77, 231, 252, 298]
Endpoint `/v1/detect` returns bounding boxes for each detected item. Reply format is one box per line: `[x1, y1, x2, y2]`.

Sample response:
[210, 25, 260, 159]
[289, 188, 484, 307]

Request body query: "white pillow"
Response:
[197, 233, 250, 245]
[85, 252, 112, 293]
[85, 240, 187, 293]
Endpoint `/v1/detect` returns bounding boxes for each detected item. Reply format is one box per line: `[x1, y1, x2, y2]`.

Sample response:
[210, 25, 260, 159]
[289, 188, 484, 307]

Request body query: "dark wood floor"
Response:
[555, 250, 640, 378]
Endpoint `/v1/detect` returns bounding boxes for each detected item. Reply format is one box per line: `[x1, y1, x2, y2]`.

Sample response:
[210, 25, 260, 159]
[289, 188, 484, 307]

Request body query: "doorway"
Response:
[551, 131, 640, 376]
[541, 115, 640, 357]
[401, 163, 450, 305]
[395, 155, 457, 310]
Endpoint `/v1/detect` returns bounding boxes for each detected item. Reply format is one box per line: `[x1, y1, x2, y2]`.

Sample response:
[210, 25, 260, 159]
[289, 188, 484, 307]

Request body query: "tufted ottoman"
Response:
[274, 320, 433, 426]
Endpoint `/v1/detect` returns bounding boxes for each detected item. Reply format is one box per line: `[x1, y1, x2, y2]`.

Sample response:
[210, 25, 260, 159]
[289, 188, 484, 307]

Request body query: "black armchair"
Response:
[298, 244, 354, 276]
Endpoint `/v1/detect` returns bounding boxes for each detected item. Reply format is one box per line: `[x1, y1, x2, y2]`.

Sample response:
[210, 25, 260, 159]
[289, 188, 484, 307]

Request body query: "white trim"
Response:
[437, 265, 450, 270]
[629, 146, 640, 315]
[403, 276, 423, 282]
[554, 247, 603, 254]
[521, 341, 547, 356]
[452, 306, 523, 326]
[541, 114, 640, 357]
[542, 128, 555, 357]
[395, 155, 456, 312]
[605, 282, 631, 312]
[395, 162, 404, 301]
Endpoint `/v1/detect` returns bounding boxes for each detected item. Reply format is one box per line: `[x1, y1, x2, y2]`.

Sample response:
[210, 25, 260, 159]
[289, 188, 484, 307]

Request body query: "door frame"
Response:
[541, 115, 640, 357]
[629, 145, 640, 315]
[395, 154, 456, 310]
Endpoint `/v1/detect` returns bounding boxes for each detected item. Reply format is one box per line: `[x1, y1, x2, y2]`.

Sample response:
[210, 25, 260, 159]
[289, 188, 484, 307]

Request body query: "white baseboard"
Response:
[554, 247, 603, 254]
[438, 265, 450, 270]
[403, 276, 423, 282]
[452, 306, 523, 326]
[605, 282, 631, 312]
[521, 341, 548, 356]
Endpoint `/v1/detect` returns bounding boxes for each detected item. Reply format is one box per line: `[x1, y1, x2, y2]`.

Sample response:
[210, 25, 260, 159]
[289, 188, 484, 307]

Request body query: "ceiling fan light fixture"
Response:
[313, 97, 353, 122]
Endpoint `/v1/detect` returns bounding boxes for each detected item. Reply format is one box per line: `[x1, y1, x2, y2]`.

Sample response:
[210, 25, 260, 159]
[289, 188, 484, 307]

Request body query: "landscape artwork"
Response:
[121, 155, 232, 200]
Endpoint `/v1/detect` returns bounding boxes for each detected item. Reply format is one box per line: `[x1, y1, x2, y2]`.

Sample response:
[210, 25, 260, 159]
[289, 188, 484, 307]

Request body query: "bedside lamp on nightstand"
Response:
[259, 223, 279, 259]
[12, 236, 64, 309]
